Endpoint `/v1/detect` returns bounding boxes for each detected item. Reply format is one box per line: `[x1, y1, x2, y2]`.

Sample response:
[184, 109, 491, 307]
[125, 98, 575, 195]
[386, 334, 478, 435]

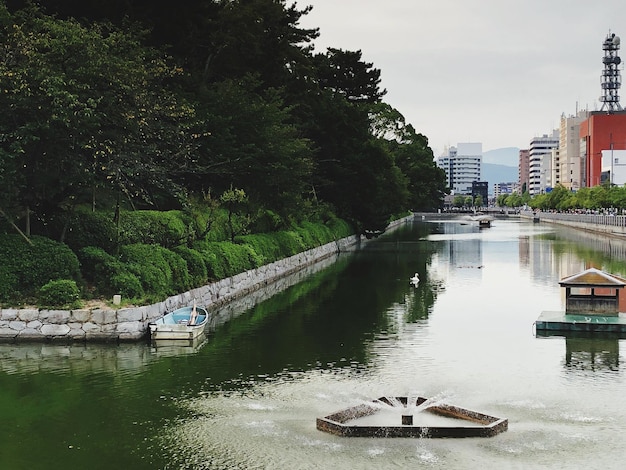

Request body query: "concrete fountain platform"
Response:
[316, 396, 508, 438]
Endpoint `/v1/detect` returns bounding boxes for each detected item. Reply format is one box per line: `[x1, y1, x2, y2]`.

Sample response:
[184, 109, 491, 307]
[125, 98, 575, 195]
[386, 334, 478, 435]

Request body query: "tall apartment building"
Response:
[518, 149, 530, 194]
[558, 109, 589, 190]
[436, 142, 482, 194]
[528, 130, 559, 195]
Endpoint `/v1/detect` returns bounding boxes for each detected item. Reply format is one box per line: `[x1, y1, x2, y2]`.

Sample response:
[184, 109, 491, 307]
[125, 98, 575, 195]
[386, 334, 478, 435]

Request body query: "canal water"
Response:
[2, 218, 626, 469]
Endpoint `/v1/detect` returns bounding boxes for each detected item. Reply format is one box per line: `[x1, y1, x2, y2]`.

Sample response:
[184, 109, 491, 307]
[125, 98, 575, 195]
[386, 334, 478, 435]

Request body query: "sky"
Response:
[297, 0, 626, 157]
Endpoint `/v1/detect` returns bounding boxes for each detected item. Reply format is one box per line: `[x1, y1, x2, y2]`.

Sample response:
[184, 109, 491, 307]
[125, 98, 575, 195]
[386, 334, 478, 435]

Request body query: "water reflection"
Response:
[537, 331, 623, 375]
[3, 218, 626, 469]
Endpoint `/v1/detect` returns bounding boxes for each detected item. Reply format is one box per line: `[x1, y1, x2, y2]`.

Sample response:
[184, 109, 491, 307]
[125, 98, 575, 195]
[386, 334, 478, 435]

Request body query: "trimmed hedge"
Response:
[194, 241, 261, 281]
[0, 235, 81, 300]
[39, 279, 80, 307]
[77, 246, 143, 298]
[118, 210, 190, 248]
[0, 215, 356, 306]
[58, 209, 118, 253]
[119, 244, 192, 299]
[173, 246, 208, 287]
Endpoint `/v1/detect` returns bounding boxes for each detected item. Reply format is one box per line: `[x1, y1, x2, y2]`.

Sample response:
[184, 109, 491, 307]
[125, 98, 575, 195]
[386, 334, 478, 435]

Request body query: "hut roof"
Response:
[559, 268, 626, 287]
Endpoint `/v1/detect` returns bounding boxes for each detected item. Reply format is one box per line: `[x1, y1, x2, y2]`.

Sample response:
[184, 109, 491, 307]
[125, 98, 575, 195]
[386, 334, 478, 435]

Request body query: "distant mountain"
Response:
[483, 147, 520, 167]
[482, 163, 518, 195]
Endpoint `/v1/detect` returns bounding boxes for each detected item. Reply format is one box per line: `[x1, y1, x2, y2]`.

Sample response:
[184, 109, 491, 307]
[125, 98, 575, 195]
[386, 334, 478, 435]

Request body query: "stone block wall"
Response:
[0, 215, 413, 343]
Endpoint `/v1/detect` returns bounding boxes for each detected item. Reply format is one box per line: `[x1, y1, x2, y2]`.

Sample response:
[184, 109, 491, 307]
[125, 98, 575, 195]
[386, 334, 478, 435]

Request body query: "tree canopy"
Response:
[0, 0, 447, 237]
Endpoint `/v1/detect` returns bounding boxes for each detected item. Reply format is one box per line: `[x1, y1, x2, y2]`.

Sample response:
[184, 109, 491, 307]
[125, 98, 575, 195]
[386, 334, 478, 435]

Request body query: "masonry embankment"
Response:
[0, 216, 413, 343]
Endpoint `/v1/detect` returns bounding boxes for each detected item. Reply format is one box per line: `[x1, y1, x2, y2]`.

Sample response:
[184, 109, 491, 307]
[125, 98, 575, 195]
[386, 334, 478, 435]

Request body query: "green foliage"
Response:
[173, 246, 208, 287]
[0, 235, 80, 297]
[109, 272, 144, 299]
[119, 244, 176, 299]
[0, 265, 17, 303]
[77, 246, 118, 282]
[193, 241, 260, 280]
[56, 209, 118, 253]
[38, 279, 80, 308]
[453, 195, 466, 208]
[251, 209, 285, 233]
[160, 247, 192, 293]
[118, 211, 189, 248]
[325, 216, 353, 239]
[526, 184, 626, 212]
[231, 234, 279, 266]
[0, 6, 198, 234]
[203, 207, 231, 242]
[220, 187, 250, 242]
[78, 245, 143, 298]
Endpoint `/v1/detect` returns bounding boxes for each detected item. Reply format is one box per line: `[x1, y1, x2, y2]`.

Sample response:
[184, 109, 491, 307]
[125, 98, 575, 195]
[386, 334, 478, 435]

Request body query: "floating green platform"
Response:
[535, 310, 626, 334]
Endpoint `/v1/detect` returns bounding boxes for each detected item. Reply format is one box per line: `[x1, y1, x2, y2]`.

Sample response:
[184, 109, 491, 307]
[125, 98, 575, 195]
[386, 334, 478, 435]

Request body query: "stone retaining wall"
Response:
[0, 216, 413, 343]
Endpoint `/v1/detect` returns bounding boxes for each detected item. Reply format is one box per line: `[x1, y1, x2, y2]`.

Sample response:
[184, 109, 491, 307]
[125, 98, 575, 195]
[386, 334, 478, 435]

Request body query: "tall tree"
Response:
[314, 48, 386, 103]
[0, 5, 196, 237]
[190, 76, 314, 216]
[370, 103, 448, 211]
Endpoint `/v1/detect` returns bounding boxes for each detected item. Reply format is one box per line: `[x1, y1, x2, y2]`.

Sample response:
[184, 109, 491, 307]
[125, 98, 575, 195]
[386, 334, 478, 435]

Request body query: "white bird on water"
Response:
[410, 273, 420, 285]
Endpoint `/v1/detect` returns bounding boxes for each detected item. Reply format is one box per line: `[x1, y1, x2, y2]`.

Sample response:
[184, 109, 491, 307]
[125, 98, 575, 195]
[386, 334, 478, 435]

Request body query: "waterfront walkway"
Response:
[519, 210, 626, 237]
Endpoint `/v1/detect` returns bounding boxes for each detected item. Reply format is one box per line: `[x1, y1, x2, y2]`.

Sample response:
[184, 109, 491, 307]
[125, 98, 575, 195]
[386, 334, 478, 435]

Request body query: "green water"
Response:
[2, 218, 626, 469]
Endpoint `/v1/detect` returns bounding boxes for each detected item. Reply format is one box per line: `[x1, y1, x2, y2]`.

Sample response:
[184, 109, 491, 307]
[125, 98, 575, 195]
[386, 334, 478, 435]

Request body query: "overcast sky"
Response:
[297, 0, 626, 156]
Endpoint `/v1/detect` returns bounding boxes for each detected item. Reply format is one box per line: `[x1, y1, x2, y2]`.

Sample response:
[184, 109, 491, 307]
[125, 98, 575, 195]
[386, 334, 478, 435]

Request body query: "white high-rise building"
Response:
[528, 131, 559, 195]
[436, 142, 482, 194]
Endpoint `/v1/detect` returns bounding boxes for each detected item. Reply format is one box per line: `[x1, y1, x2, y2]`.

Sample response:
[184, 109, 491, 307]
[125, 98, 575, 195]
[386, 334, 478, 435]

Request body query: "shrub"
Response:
[119, 244, 192, 298]
[78, 246, 116, 280]
[234, 233, 279, 264]
[202, 207, 231, 242]
[38, 279, 80, 307]
[326, 216, 353, 239]
[59, 209, 118, 253]
[273, 231, 305, 256]
[118, 210, 188, 248]
[77, 246, 129, 296]
[109, 272, 144, 299]
[0, 266, 17, 303]
[160, 248, 192, 293]
[250, 209, 284, 233]
[194, 241, 259, 280]
[173, 246, 208, 287]
[0, 235, 81, 296]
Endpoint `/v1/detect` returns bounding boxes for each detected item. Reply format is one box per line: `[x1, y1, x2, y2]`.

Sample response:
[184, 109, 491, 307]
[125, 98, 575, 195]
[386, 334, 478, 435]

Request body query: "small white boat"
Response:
[410, 273, 420, 286]
[148, 304, 208, 341]
[470, 214, 494, 228]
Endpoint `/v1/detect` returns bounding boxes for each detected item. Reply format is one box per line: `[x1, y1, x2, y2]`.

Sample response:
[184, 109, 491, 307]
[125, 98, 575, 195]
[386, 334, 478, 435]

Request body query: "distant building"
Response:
[518, 149, 530, 194]
[494, 182, 519, 199]
[558, 109, 588, 191]
[471, 181, 488, 206]
[580, 111, 626, 187]
[579, 32, 626, 188]
[528, 131, 559, 195]
[436, 142, 482, 194]
[601, 149, 626, 185]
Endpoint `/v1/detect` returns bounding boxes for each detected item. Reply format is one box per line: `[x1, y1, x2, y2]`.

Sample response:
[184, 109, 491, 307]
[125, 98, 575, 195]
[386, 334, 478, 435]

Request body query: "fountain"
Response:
[316, 395, 508, 438]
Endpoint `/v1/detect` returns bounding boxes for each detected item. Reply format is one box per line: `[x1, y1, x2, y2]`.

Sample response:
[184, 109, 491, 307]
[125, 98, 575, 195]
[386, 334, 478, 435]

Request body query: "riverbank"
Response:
[0, 215, 413, 343]
[520, 210, 626, 237]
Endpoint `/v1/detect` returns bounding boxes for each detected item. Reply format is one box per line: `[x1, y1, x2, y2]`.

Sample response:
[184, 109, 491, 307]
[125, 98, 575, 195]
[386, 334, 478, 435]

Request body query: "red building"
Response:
[580, 111, 626, 187]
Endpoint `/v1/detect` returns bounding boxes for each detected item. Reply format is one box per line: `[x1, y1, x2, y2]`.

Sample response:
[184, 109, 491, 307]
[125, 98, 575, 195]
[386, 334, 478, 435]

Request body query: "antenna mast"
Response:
[600, 32, 623, 113]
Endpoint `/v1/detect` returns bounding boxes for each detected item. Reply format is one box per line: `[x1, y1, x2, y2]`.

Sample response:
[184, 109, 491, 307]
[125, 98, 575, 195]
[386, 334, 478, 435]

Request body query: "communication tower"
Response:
[600, 32, 622, 113]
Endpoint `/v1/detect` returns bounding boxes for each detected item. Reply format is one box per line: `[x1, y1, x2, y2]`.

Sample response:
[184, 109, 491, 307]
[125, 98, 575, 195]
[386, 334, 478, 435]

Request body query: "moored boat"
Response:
[148, 304, 208, 341]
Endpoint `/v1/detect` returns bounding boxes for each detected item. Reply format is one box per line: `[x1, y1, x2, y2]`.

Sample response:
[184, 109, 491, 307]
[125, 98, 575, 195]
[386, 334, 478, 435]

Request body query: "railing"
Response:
[520, 210, 626, 229]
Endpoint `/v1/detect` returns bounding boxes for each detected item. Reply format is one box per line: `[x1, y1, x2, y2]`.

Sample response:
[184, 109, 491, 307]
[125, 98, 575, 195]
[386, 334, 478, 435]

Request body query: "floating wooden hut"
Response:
[535, 268, 626, 334]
